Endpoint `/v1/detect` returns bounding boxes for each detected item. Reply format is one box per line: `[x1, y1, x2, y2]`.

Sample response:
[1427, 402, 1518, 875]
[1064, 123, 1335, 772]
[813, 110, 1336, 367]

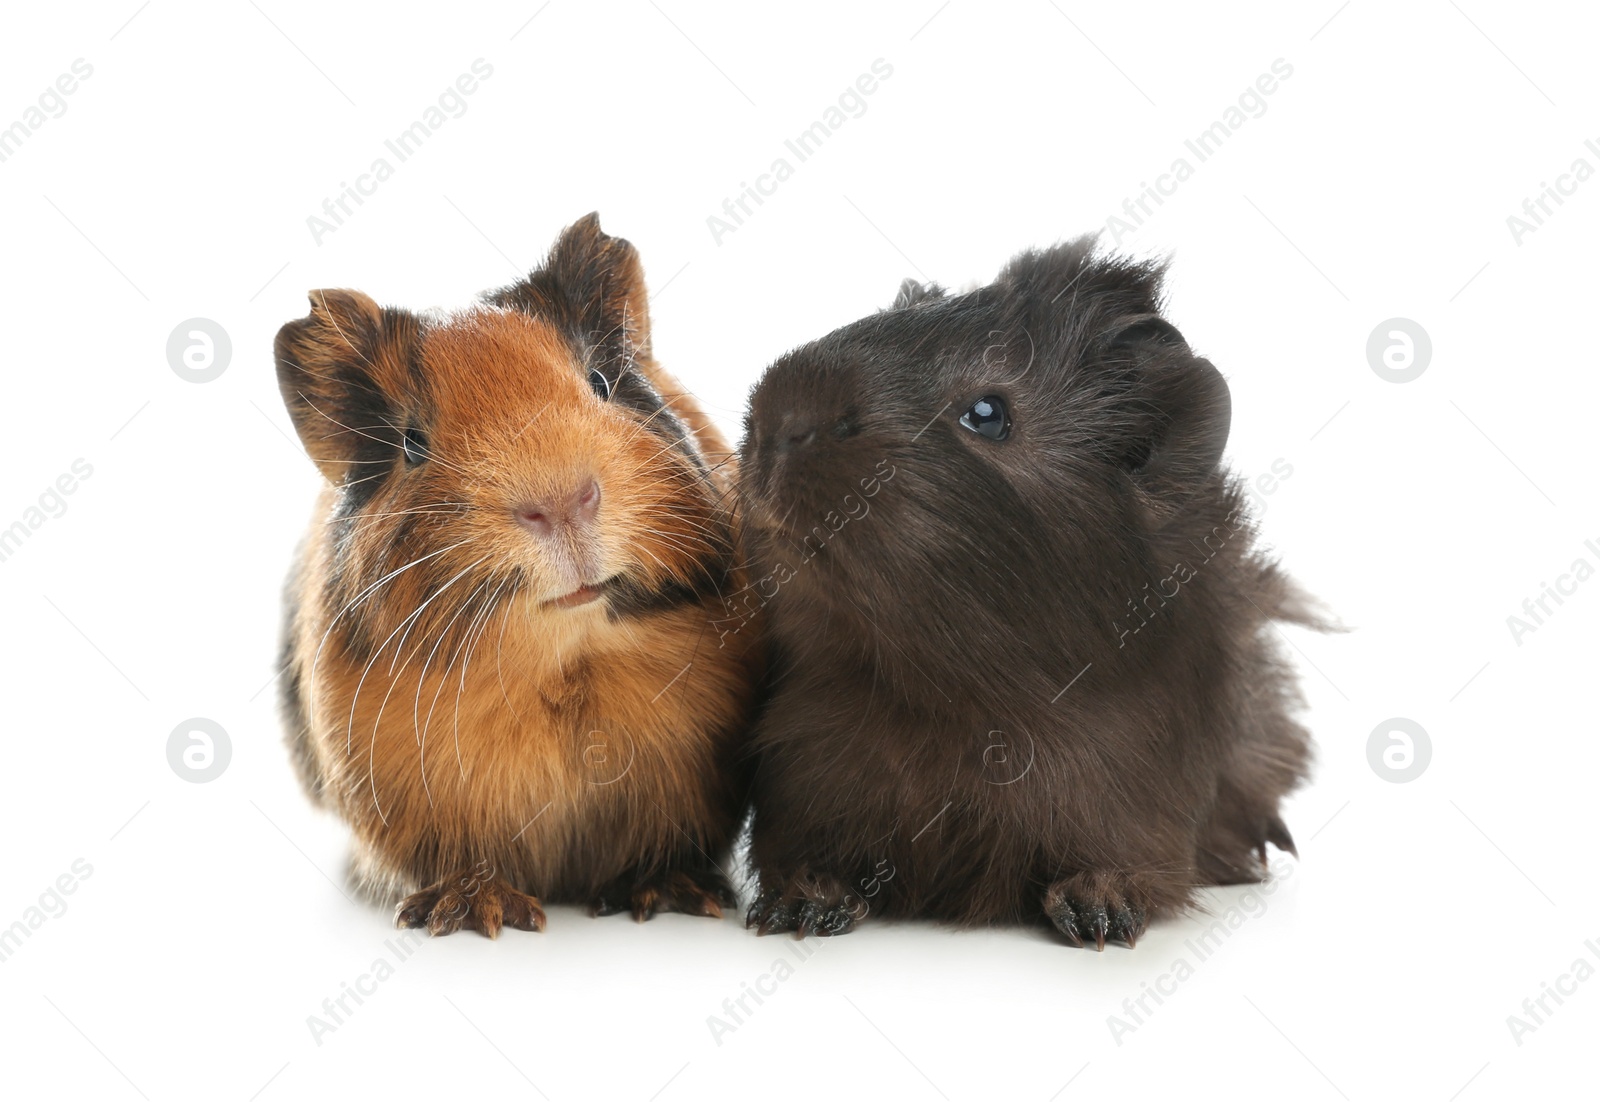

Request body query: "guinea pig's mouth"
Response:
[543, 576, 619, 610]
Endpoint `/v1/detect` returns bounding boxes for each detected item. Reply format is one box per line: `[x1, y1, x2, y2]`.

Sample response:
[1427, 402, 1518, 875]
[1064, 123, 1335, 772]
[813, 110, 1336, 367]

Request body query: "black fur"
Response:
[737, 237, 1320, 947]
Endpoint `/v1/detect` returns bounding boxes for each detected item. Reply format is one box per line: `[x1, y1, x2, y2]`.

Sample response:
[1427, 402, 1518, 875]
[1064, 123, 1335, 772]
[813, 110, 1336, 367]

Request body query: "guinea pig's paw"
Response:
[395, 870, 546, 939]
[1199, 810, 1300, 885]
[1043, 872, 1150, 951]
[588, 866, 737, 922]
[746, 874, 859, 938]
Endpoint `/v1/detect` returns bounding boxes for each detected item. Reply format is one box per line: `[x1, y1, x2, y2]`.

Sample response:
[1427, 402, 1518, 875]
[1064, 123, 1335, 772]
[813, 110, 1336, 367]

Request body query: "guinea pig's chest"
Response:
[328, 594, 745, 864]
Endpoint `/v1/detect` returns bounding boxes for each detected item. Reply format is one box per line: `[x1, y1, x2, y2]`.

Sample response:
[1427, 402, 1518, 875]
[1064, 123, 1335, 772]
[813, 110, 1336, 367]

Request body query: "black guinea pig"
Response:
[732, 237, 1322, 948]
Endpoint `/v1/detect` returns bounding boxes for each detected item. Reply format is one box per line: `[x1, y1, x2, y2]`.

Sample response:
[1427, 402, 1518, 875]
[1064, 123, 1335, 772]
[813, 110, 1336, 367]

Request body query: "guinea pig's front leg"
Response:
[1042, 869, 1157, 950]
[395, 859, 546, 938]
[745, 867, 866, 937]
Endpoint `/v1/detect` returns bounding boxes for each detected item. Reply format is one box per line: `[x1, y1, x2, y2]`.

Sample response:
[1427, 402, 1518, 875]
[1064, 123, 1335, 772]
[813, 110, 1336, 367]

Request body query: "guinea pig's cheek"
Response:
[746, 489, 802, 542]
[754, 437, 782, 487]
[736, 485, 780, 532]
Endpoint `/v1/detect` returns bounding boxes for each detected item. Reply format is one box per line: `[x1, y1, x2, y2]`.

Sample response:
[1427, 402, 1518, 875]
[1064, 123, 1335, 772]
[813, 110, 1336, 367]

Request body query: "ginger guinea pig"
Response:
[735, 239, 1319, 948]
[275, 214, 762, 936]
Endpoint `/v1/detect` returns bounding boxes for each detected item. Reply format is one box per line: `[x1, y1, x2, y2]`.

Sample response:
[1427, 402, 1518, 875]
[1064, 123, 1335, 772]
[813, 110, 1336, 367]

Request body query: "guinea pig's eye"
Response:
[588, 367, 612, 401]
[959, 396, 1010, 441]
[402, 425, 429, 466]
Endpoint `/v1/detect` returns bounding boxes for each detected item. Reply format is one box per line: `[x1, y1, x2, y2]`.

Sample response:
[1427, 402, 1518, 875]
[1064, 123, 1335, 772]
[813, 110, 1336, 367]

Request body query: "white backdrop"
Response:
[2, 2, 1596, 1099]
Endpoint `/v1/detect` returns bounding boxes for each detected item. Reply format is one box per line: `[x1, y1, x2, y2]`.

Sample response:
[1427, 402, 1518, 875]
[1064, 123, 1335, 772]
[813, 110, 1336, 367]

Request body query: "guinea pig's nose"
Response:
[514, 478, 601, 538]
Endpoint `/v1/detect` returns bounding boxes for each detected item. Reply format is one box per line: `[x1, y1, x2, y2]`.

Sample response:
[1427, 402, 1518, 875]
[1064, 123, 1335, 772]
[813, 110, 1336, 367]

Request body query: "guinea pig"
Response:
[274, 213, 763, 936]
[735, 238, 1320, 948]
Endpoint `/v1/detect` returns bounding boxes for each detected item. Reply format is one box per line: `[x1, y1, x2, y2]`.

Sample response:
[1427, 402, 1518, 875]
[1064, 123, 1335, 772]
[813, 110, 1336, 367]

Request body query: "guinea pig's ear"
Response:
[1110, 316, 1232, 521]
[890, 278, 945, 310]
[487, 212, 651, 374]
[275, 289, 417, 482]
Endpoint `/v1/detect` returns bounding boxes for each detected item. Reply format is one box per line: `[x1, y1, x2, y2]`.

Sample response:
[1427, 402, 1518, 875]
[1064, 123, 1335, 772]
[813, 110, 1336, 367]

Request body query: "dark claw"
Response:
[588, 885, 629, 918]
[591, 867, 730, 922]
[1046, 900, 1085, 948]
[754, 898, 801, 936]
[680, 890, 722, 919]
[1047, 888, 1148, 949]
[1086, 905, 1110, 951]
[808, 905, 854, 937]
[1110, 905, 1145, 948]
[796, 901, 825, 936]
[746, 891, 778, 931]
[750, 876, 859, 938]
[795, 900, 855, 937]
[1264, 815, 1298, 859]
